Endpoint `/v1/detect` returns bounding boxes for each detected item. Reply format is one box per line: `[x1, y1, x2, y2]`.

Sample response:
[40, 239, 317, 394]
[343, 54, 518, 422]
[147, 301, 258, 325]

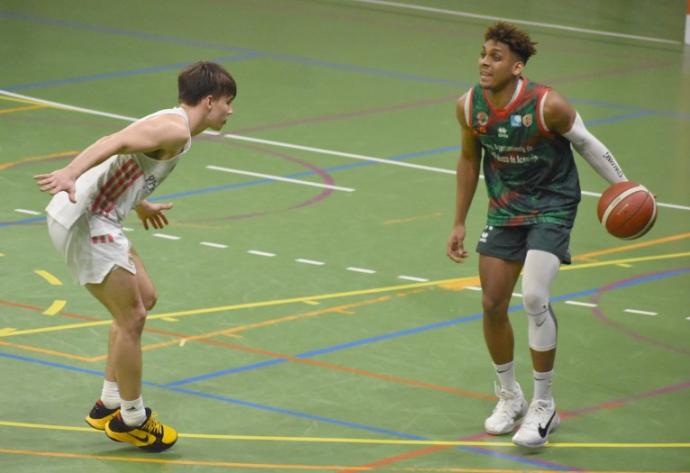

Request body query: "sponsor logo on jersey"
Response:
[143, 175, 158, 195]
[510, 114, 522, 127]
[497, 126, 509, 139]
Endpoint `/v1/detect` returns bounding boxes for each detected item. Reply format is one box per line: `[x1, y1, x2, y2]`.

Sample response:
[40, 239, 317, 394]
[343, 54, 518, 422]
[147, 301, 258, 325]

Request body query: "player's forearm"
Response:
[453, 155, 480, 226]
[563, 113, 627, 184]
[64, 135, 125, 179]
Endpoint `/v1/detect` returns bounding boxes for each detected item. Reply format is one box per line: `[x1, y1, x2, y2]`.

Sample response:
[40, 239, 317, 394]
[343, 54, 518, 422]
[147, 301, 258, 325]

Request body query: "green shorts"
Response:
[475, 223, 573, 264]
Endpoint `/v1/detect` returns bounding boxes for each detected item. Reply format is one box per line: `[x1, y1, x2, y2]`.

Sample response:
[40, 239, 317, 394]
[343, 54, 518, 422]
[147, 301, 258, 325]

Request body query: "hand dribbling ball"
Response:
[597, 181, 656, 240]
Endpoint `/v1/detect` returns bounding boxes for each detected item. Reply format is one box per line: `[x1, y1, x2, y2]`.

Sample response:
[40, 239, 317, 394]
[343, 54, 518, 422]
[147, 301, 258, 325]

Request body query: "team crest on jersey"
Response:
[522, 113, 533, 127]
[476, 111, 489, 126]
[510, 115, 522, 127]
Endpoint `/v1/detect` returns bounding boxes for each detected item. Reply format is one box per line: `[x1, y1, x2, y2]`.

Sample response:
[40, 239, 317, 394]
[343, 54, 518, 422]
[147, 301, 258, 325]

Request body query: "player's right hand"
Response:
[34, 168, 77, 203]
[446, 224, 469, 263]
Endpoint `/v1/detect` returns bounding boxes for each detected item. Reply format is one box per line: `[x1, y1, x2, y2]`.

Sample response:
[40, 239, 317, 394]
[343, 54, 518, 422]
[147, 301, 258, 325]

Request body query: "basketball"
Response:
[597, 181, 657, 239]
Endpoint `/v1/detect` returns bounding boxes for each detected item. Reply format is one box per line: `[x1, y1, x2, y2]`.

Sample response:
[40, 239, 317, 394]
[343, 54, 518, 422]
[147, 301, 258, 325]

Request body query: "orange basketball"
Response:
[597, 181, 657, 240]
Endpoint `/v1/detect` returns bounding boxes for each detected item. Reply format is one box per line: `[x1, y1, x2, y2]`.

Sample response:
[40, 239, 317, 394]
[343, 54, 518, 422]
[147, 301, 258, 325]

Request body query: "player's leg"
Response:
[46, 216, 122, 430]
[129, 246, 158, 311]
[512, 224, 570, 447]
[479, 254, 528, 434]
[85, 324, 121, 430]
[86, 267, 177, 451]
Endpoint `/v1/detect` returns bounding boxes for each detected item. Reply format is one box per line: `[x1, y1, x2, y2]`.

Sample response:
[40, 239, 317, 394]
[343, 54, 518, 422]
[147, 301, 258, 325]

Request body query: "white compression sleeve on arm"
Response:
[562, 113, 627, 184]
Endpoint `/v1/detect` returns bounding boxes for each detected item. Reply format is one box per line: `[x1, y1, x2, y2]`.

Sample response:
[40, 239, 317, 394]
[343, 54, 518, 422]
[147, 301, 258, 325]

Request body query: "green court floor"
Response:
[1, 1, 689, 472]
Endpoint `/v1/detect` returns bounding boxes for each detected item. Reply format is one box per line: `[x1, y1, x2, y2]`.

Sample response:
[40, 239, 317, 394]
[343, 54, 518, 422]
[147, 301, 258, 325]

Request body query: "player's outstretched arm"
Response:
[447, 94, 482, 264]
[34, 114, 189, 202]
[544, 91, 627, 184]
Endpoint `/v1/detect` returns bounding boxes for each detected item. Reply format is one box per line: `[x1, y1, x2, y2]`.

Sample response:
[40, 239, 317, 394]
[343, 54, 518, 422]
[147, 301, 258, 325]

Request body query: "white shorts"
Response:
[47, 213, 136, 285]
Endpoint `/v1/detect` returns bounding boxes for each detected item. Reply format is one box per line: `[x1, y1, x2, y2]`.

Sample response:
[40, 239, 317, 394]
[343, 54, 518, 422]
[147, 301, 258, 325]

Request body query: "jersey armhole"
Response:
[463, 87, 473, 129]
[536, 90, 553, 137]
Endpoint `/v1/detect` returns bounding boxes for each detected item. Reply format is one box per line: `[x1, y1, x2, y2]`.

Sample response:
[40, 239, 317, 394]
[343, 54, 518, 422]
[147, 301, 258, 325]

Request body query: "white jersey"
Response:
[46, 107, 191, 229]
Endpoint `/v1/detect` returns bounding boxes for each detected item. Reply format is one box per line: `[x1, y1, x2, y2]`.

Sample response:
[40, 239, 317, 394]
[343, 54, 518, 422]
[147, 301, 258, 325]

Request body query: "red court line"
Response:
[0, 297, 493, 401]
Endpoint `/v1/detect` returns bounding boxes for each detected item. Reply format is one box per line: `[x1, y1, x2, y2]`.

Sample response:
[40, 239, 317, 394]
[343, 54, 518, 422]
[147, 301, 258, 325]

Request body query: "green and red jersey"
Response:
[466, 79, 580, 226]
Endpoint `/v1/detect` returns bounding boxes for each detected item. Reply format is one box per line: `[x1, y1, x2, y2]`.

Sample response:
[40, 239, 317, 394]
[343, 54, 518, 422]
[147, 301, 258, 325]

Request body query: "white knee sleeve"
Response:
[527, 304, 558, 351]
[522, 250, 560, 351]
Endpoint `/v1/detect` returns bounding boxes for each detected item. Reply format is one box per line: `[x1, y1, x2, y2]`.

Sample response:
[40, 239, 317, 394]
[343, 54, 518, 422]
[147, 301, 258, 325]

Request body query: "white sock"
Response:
[533, 369, 554, 400]
[100, 380, 121, 409]
[120, 397, 146, 427]
[494, 361, 517, 391]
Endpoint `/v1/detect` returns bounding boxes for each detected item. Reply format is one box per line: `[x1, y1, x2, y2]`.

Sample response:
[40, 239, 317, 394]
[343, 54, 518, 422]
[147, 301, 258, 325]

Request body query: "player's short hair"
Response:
[484, 22, 537, 64]
[178, 61, 237, 105]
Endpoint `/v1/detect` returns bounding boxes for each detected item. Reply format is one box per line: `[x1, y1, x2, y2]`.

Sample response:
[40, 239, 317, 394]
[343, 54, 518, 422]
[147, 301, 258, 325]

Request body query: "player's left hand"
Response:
[34, 168, 78, 203]
[135, 201, 173, 230]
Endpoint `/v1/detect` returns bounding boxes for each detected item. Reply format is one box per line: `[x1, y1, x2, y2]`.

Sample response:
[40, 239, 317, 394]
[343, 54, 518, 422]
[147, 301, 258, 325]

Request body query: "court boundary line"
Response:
[2, 252, 689, 339]
[1, 89, 689, 212]
[345, 0, 681, 45]
[0, 420, 688, 448]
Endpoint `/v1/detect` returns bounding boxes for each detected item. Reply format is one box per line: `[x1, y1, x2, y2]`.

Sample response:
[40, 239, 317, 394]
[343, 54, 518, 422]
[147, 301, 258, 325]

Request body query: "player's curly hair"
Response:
[485, 22, 537, 64]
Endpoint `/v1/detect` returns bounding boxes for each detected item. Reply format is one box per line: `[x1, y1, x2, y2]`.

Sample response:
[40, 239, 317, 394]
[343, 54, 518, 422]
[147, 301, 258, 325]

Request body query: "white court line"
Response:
[295, 258, 325, 266]
[624, 309, 658, 316]
[465, 286, 482, 291]
[512, 292, 523, 298]
[122, 226, 134, 232]
[346, 0, 680, 45]
[565, 301, 597, 308]
[2, 89, 688, 211]
[207, 165, 355, 192]
[14, 209, 41, 215]
[346, 266, 376, 274]
[223, 134, 456, 175]
[398, 275, 429, 282]
[248, 250, 276, 257]
[200, 241, 228, 249]
[153, 233, 181, 240]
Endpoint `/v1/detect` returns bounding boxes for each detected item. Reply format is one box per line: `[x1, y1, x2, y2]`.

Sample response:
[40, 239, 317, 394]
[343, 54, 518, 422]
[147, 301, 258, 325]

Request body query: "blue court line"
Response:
[0, 351, 568, 470]
[0, 53, 261, 92]
[165, 287, 602, 388]
[0, 10, 470, 91]
[3, 9, 690, 124]
[2, 269, 686, 470]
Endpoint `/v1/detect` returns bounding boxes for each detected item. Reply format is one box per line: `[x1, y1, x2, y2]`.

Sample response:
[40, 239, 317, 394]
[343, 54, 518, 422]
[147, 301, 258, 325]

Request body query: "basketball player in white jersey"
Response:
[35, 61, 236, 452]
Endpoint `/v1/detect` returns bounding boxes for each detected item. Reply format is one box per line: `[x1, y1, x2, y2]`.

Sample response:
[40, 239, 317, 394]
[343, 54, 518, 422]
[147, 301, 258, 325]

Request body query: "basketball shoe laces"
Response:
[520, 399, 553, 430]
[491, 383, 523, 422]
[141, 412, 164, 436]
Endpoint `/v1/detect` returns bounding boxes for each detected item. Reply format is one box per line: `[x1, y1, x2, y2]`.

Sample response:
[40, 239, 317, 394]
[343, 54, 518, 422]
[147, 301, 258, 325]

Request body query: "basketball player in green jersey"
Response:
[446, 22, 628, 447]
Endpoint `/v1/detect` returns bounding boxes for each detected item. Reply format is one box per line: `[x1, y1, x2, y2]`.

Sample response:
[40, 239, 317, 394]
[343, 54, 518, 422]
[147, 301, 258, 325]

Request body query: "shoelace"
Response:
[491, 386, 522, 418]
[141, 413, 164, 436]
[521, 400, 552, 427]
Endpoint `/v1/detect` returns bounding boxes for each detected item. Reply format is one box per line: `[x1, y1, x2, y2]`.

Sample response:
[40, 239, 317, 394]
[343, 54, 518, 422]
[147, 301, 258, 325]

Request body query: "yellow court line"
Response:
[573, 231, 690, 261]
[0, 341, 92, 363]
[0, 150, 79, 172]
[0, 103, 47, 114]
[42, 299, 67, 316]
[0, 95, 49, 105]
[34, 270, 63, 286]
[561, 251, 690, 272]
[0, 420, 688, 449]
[4, 250, 690, 339]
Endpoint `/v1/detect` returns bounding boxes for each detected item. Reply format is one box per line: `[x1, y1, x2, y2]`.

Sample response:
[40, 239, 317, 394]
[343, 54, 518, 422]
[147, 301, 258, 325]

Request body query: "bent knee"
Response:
[522, 291, 549, 316]
[142, 292, 158, 311]
[113, 305, 147, 338]
[481, 295, 510, 319]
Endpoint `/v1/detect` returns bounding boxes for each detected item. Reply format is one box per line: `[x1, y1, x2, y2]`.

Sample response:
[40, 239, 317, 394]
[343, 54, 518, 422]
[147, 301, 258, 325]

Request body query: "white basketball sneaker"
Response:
[484, 382, 528, 435]
[512, 398, 560, 447]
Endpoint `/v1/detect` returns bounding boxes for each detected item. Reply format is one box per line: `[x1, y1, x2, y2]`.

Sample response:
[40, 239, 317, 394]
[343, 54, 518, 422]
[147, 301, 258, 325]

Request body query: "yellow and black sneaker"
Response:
[85, 400, 120, 431]
[105, 408, 178, 452]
